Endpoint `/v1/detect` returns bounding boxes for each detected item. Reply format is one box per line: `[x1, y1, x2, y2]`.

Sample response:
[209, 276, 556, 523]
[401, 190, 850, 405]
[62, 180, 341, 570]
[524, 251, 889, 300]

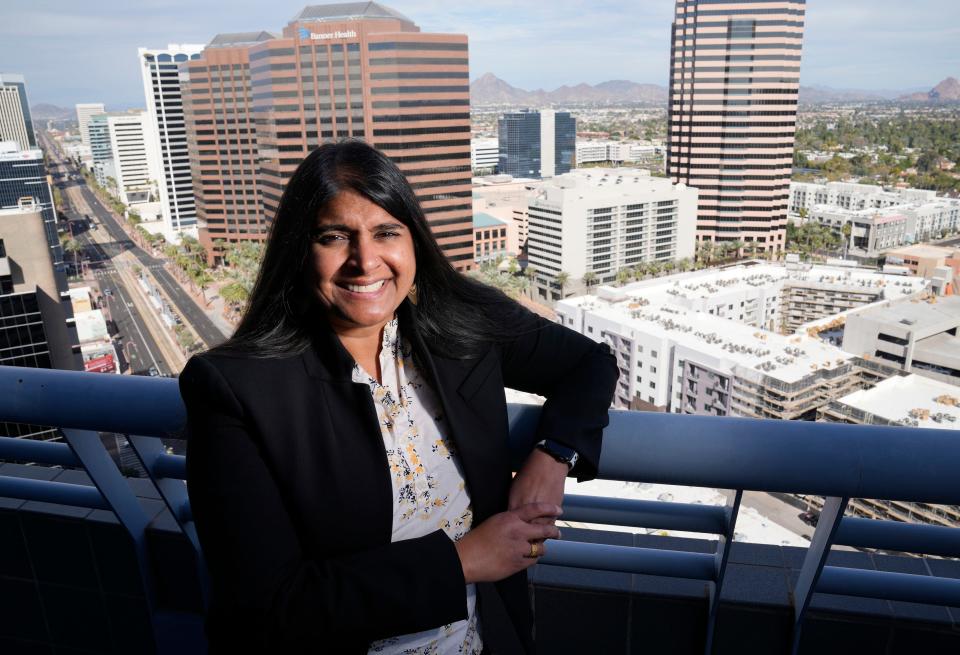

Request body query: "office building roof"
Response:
[292, 2, 413, 24]
[473, 212, 507, 229]
[207, 31, 277, 47]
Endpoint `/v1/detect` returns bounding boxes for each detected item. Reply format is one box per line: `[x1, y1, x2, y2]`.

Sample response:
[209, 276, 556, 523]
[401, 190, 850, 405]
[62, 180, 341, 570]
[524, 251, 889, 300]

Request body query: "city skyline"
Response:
[2, 0, 958, 107]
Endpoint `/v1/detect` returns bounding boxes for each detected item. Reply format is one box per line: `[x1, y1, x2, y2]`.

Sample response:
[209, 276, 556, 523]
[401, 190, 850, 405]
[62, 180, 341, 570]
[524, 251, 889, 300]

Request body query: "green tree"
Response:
[555, 271, 570, 299]
[582, 271, 598, 288]
[63, 238, 83, 274]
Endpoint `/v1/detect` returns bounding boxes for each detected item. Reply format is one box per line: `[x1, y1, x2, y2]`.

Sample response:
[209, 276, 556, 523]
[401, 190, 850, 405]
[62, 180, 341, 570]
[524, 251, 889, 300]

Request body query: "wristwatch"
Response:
[535, 439, 579, 470]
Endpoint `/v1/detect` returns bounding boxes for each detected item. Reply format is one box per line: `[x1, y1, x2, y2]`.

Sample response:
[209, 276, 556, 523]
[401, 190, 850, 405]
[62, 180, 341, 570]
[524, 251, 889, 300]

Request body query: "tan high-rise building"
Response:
[667, 0, 806, 256]
[183, 3, 474, 269]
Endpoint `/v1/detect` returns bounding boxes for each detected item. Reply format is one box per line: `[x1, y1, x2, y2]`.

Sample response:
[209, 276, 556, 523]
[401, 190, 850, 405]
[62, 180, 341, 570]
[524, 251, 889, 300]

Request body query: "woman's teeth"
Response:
[345, 280, 385, 293]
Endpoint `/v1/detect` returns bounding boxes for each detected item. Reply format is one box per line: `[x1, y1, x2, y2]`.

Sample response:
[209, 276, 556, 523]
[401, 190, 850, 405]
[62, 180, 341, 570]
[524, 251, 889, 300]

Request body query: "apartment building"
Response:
[525, 168, 698, 300]
[789, 181, 937, 216]
[576, 141, 660, 166]
[554, 263, 925, 412]
[667, 0, 806, 256]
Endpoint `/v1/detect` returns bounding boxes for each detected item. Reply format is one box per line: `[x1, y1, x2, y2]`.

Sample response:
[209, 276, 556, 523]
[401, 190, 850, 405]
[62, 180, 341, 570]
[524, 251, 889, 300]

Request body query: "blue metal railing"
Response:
[1, 364, 959, 655]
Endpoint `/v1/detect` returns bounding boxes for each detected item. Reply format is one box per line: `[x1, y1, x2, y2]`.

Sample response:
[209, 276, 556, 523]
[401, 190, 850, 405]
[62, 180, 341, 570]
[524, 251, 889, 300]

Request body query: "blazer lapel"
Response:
[400, 302, 510, 523]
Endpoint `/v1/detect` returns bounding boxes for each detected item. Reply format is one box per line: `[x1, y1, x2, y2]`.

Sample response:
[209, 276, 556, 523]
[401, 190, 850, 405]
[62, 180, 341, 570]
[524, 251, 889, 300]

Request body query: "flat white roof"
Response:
[558, 263, 928, 383]
[835, 374, 960, 429]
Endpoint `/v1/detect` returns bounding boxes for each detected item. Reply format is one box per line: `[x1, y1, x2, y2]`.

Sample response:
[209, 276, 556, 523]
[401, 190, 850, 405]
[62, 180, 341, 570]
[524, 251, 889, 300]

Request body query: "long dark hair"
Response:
[218, 139, 525, 359]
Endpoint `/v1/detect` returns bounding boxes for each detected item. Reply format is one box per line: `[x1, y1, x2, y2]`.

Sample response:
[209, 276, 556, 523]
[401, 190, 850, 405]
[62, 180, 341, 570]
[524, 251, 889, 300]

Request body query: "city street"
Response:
[74, 182, 227, 348]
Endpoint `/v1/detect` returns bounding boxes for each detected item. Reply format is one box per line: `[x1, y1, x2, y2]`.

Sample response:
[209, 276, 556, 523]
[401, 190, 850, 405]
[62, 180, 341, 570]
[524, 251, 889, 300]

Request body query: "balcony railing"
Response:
[1, 363, 959, 654]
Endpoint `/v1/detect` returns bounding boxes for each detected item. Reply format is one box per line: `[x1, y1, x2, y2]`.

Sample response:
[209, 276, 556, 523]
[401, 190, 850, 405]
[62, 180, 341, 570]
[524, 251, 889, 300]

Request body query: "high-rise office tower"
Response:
[0, 142, 62, 268]
[0, 199, 80, 439]
[183, 32, 275, 264]
[667, 0, 805, 256]
[498, 109, 576, 179]
[0, 73, 36, 150]
[107, 112, 159, 206]
[181, 4, 474, 269]
[138, 44, 205, 236]
[87, 113, 115, 189]
[75, 103, 105, 148]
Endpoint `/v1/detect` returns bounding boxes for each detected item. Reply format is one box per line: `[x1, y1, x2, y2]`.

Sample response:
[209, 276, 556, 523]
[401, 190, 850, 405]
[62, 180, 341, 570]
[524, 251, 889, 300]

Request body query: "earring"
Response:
[407, 283, 418, 305]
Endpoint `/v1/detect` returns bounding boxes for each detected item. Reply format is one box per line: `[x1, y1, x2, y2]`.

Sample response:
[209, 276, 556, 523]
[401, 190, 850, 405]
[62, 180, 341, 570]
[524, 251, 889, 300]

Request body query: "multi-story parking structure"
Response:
[819, 373, 960, 527]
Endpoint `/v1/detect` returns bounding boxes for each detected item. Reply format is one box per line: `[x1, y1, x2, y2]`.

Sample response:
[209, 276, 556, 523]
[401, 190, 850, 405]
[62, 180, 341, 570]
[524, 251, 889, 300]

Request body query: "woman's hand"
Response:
[455, 503, 562, 584]
[508, 448, 569, 522]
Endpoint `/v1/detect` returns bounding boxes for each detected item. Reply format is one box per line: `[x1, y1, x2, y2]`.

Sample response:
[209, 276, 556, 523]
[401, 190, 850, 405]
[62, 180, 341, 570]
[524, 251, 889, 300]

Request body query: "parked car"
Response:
[798, 511, 819, 527]
[148, 366, 160, 377]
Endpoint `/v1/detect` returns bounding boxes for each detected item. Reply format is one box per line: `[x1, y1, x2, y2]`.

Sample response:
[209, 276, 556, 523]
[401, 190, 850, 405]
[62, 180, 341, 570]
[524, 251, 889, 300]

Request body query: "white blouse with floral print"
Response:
[359, 318, 482, 655]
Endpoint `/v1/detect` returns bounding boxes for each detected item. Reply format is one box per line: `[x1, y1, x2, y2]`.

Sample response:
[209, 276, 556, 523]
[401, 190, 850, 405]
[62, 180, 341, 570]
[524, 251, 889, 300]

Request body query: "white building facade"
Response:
[525, 168, 698, 300]
[471, 138, 499, 173]
[107, 112, 160, 207]
[74, 103, 105, 148]
[138, 44, 204, 237]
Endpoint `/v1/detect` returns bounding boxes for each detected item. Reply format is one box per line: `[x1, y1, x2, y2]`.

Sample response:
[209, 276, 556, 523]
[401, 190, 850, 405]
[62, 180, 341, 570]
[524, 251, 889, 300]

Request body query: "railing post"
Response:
[59, 429, 160, 640]
[705, 488, 742, 654]
[791, 495, 848, 654]
[127, 434, 210, 607]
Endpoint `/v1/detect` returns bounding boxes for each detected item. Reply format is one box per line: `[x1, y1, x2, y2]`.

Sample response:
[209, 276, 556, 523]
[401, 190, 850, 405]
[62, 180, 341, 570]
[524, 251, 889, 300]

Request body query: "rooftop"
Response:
[834, 373, 960, 428]
[886, 243, 958, 259]
[291, 2, 414, 24]
[536, 168, 682, 198]
[207, 31, 277, 47]
[472, 212, 507, 229]
[854, 294, 960, 327]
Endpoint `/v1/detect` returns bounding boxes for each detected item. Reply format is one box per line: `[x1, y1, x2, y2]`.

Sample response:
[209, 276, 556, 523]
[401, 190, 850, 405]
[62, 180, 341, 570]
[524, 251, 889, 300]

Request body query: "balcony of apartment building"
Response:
[1, 364, 959, 655]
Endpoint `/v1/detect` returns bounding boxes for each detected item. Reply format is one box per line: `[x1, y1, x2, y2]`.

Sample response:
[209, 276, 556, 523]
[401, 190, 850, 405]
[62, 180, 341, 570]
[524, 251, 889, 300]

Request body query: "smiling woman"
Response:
[177, 140, 618, 654]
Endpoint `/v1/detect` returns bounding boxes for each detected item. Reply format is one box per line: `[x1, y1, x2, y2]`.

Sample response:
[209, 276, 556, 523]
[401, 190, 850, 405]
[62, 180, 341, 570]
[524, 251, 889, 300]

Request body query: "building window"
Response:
[649, 381, 656, 389]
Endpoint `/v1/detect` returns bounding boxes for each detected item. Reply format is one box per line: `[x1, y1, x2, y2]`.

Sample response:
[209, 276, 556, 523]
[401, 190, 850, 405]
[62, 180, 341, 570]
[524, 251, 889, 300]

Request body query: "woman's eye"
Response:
[376, 231, 399, 239]
[314, 233, 346, 245]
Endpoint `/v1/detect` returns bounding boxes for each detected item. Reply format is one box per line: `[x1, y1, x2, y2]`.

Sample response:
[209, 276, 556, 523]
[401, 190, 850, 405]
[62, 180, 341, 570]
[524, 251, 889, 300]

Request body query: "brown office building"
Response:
[667, 0, 806, 256]
[183, 32, 275, 263]
[184, 3, 474, 269]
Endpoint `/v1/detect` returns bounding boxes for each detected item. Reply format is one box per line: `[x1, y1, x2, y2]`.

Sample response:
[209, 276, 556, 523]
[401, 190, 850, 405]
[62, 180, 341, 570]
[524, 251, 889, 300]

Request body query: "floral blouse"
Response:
[358, 318, 482, 655]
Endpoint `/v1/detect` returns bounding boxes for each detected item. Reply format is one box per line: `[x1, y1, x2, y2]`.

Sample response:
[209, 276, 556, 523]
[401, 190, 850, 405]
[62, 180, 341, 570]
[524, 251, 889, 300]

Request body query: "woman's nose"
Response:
[349, 234, 380, 273]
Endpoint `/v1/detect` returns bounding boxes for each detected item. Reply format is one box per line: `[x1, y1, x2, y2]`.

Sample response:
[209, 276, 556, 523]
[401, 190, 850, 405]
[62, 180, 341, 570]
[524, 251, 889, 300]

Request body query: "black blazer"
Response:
[179, 300, 618, 654]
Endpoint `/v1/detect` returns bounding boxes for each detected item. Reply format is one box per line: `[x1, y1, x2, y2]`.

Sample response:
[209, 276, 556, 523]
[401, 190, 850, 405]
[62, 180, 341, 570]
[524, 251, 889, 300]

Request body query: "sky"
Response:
[2, 0, 958, 108]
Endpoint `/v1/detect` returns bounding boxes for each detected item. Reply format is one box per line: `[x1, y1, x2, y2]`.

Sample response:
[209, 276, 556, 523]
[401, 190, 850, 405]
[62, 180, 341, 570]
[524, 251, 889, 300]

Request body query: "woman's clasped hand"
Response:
[454, 502, 562, 583]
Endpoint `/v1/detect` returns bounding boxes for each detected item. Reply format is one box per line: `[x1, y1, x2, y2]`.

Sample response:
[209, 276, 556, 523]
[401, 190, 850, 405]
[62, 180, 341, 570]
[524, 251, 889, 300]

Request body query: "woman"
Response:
[180, 140, 618, 654]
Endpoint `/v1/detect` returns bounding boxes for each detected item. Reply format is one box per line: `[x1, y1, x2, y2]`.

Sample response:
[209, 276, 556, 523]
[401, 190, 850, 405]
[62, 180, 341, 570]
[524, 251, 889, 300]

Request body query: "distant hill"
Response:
[31, 104, 74, 120]
[898, 77, 960, 103]
[471, 73, 667, 106]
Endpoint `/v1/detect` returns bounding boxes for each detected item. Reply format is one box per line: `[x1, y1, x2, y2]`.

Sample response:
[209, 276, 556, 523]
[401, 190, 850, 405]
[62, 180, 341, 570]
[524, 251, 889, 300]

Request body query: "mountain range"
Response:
[898, 77, 960, 103]
[470, 73, 960, 107]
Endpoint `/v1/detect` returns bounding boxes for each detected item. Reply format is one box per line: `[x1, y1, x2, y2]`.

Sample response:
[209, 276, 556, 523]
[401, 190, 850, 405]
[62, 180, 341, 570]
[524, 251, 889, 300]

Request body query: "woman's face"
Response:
[309, 189, 416, 336]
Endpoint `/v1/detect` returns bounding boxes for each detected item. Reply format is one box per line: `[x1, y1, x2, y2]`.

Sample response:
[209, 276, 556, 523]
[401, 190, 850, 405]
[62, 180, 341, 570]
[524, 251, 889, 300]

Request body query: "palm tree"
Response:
[582, 271, 598, 289]
[63, 238, 83, 275]
[523, 265, 538, 299]
[555, 271, 570, 299]
[841, 222, 852, 258]
[615, 268, 632, 286]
